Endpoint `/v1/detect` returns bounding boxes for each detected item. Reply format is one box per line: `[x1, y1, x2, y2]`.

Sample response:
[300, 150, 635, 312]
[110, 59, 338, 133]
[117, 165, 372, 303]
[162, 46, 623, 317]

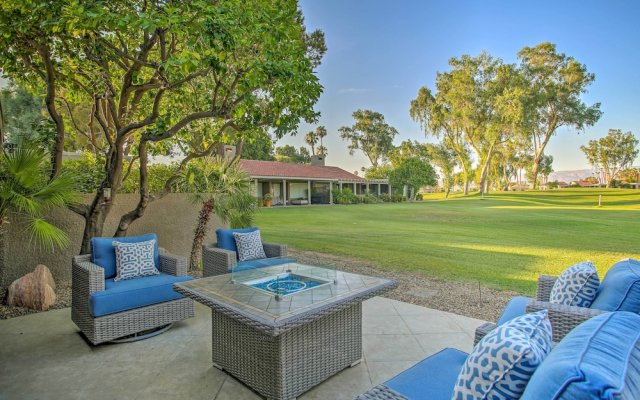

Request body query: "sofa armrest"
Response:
[526, 300, 607, 342]
[474, 322, 497, 346]
[72, 255, 105, 294]
[158, 248, 188, 276]
[263, 242, 287, 258]
[202, 243, 237, 277]
[536, 275, 557, 301]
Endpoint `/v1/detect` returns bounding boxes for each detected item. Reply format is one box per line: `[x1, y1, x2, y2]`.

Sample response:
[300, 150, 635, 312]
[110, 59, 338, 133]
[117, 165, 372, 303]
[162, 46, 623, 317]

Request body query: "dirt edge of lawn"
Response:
[289, 249, 517, 322]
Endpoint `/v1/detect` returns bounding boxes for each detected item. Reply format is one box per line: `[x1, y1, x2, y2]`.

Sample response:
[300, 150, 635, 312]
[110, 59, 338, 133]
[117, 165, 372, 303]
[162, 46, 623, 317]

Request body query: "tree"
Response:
[580, 129, 639, 188]
[179, 157, 254, 270]
[424, 143, 456, 198]
[0, 0, 325, 253]
[519, 42, 602, 188]
[274, 145, 311, 164]
[619, 168, 640, 184]
[240, 133, 275, 161]
[339, 109, 397, 167]
[388, 157, 437, 200]
[0, 84, 55, 149]
[0, 143, 77, 250]
[364, 164, 392, 179]
[304, 131, 318, 155]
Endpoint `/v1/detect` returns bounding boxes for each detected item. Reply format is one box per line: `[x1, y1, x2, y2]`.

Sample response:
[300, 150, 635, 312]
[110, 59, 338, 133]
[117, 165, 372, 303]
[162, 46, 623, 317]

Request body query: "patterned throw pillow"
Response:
[452, 310, 553, 400]
[549, 261, 600, 307]
[113, 239, 160, 282]
[233, 230, 267, 262]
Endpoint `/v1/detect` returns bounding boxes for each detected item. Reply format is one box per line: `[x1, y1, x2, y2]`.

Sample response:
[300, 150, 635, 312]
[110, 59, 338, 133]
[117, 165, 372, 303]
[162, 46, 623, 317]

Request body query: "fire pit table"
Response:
[174, 261, 396, 400]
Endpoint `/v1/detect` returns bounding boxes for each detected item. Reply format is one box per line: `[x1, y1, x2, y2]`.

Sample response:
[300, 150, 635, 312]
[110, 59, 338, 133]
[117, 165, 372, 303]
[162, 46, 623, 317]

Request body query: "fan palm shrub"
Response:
[180, 157, 255, 270]
[0, 143, 77, 250]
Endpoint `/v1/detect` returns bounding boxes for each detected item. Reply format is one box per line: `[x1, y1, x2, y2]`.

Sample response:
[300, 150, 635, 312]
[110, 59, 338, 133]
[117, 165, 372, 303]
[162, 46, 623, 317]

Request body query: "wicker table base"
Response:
[211, 303, 362, 400]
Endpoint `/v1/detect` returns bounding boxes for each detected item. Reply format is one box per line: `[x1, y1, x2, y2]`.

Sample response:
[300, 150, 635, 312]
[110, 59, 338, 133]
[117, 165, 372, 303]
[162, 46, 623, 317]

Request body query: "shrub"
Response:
[62, 152, 104, 193]
[120, 163, 180, 193]
[332, 188, 358, 204]
[357, 194, 382, 204]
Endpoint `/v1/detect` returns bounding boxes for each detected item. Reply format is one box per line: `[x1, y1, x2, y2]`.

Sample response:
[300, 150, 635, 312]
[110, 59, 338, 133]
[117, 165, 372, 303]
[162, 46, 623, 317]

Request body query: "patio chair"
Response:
[474, 258, 640, 344]
[202, 227, 293, 277]
[71, 233, 195, 345]
[356, 311, 640, 400]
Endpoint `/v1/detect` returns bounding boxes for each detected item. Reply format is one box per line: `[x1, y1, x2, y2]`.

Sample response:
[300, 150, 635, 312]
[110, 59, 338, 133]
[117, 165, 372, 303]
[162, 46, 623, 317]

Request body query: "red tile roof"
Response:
[239, 159, 364, 181]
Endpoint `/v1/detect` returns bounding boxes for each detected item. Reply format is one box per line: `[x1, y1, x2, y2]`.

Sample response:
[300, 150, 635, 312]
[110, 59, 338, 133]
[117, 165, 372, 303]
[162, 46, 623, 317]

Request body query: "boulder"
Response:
[7, 265, 56, 311]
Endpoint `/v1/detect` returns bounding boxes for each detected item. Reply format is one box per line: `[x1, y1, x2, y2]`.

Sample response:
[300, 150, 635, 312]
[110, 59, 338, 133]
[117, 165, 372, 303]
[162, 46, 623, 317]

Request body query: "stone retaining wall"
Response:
[0, 194, 223, 289]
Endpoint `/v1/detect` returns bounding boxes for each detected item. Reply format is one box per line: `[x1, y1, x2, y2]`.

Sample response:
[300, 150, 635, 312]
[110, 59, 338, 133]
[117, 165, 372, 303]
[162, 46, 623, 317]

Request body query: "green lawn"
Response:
[254, 189, 640, 295]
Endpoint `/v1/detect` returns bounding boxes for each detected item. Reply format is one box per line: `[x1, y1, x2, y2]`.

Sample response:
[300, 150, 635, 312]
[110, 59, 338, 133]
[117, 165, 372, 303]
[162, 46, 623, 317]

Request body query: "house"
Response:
[239, 156, 390, 205]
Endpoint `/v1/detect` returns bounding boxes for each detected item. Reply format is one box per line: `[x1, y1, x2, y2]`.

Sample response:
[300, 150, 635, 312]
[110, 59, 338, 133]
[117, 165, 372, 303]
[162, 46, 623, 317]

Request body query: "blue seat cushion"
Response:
[90, 273, 193, 317]
[590, 258, 640, 312]
[91, 233, 159, 279]
[234, 257, 296, 273]
[522, 311, 640, 400]
[384, 348, 468, 400]
[497, 296, 530, 325]
[216, 227, 258, 254]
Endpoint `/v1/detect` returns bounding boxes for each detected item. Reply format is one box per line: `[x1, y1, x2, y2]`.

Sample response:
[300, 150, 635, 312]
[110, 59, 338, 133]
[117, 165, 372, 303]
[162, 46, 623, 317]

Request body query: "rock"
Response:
[7, 265, 56, 311]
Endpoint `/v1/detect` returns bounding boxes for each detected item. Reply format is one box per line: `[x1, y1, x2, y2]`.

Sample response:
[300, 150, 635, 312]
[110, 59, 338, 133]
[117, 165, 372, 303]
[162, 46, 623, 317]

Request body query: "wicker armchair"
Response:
[474, 275, 606, 345]
[71, 248, 194, 345]
[202, 241, 288, 277]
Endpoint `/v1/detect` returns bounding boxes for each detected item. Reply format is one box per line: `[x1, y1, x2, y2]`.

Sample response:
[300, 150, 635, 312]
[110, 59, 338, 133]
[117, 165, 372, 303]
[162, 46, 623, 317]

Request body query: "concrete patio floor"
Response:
[0, 297, 486, 400]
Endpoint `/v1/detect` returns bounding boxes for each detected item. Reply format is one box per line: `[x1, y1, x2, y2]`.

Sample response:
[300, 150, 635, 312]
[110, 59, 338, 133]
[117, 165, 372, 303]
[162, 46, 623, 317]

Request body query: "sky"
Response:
[278, 0, 640, 174]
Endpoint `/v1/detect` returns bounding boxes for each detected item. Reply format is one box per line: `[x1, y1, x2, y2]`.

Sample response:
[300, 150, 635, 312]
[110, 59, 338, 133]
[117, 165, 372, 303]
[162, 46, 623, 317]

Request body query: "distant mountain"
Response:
[549, 166, 640, 183]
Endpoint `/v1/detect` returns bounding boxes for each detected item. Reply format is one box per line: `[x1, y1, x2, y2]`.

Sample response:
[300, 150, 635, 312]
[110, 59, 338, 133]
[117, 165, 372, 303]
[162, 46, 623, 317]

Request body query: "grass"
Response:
[254, 189, 640, 295]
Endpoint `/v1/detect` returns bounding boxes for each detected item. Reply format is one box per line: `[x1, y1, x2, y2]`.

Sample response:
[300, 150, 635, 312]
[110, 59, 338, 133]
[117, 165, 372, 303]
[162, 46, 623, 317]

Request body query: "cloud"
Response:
[338, 87, 372, 94]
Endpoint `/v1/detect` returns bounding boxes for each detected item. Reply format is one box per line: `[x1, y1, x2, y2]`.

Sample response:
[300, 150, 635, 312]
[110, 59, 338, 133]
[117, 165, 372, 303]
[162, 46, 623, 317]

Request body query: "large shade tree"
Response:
[339, 109, 398, 168]
[0, 0, 325, 253]
[519, 42, 602, 189]
[580, 129, 639, 188]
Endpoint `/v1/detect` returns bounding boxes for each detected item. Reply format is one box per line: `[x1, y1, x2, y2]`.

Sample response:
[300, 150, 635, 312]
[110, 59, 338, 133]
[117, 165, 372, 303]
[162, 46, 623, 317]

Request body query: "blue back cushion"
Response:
[216, 227, 258, 254]
[91, 233, 159, 279]
[521, 312, 640, 400]
[590, 259, 640, 312]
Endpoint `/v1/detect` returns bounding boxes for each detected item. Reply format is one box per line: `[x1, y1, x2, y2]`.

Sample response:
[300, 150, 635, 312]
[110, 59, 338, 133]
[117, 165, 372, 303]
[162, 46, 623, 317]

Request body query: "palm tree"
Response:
[180, 157, 255, 270]
[0, 143, 77, 250]
[304, 131, 318, 155]
[316, 145, 328, 157]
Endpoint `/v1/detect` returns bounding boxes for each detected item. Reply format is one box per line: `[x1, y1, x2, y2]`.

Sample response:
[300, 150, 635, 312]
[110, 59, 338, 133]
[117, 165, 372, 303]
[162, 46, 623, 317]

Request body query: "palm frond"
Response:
[28, 218, 71, 251]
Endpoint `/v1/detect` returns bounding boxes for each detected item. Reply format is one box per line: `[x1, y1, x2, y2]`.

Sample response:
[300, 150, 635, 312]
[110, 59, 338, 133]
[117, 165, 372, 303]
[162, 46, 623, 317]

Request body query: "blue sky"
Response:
[279, 0, 640, 174]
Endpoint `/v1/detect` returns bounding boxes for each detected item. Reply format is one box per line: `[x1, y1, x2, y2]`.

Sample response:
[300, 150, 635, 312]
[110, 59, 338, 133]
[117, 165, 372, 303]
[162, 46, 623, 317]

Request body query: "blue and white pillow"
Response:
[113, 239, 160, 281]
[452, 310, 552, 400]
[549, 261, 600, 307]
[233, 230, 267, 262]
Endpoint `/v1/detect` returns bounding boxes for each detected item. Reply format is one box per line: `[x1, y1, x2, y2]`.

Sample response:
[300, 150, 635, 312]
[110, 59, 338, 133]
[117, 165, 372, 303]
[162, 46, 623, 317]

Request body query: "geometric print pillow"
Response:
[549, 261, 600, 307]
[233, 230, 267, 262]
[112, 239, 160, 282]
[452, 310, 553, 400]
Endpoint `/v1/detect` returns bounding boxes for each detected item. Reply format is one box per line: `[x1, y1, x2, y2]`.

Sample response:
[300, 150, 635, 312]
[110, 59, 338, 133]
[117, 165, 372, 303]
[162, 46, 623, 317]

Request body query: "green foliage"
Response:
[619, 168, 640, 184]
[304, 126, 328, 156]
[424, 143, 456, 197]
[332, 188, 358, 205]
[378, 193, 405, 203]
[339, 110, 398, 167]
[581, 129, 639, 188]
[274, 145, 311, 164]
[240, 133, 275, 161]
[121, 163, 180, 194]
[364, 164, 392, 179]
[0, 84, 55, 150]
[357, 193, 383, 204]
[388, 157, 438, 195]
[0, 143, 77, 250]
[62, 152, 105, 193]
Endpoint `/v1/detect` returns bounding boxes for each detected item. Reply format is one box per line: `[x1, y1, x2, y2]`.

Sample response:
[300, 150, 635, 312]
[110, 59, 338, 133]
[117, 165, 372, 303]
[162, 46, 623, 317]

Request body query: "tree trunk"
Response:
[38, 44, 65, 179]
[445, 187, 450, 199]
[529, 158, 541, 190]
[478, 149, 495, 195]
[115, 140, 150, 237]
[190, 198, 215, 270]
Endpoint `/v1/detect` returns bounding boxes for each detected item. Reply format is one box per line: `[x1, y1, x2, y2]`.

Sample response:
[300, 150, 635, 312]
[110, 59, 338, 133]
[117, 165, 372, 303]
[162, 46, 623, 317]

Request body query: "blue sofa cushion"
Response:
[91, 233, 159, 279]
[550, 261, 600, 307]
[521, 311, 640, 400]
[497, 296, 530, 325]
[216, 227, 258, 255]
[453, 310, 552, 400]
[234, 257, 296, 273]
[90, 273, 193, 317]
[590, 258, 640, 312]
[384, 348, 468, 400]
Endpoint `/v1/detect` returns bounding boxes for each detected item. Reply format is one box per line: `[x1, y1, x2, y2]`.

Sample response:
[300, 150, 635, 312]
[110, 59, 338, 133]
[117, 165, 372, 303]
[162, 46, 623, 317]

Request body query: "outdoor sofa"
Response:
[202, 227, 293, 277]
[356, 311, 640, 400]
[475, 257, 640, 343]
[71, 233, 194, 345]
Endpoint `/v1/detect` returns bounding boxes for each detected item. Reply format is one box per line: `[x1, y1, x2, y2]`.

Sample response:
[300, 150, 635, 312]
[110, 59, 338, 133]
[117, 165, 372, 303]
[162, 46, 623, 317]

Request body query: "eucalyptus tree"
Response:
[0, 0, 325, 252]
[581, 129, 639, 188]
[518, 43, 602, 189]
[339, 109, 398, 168]
[424, 143, 456, 198]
